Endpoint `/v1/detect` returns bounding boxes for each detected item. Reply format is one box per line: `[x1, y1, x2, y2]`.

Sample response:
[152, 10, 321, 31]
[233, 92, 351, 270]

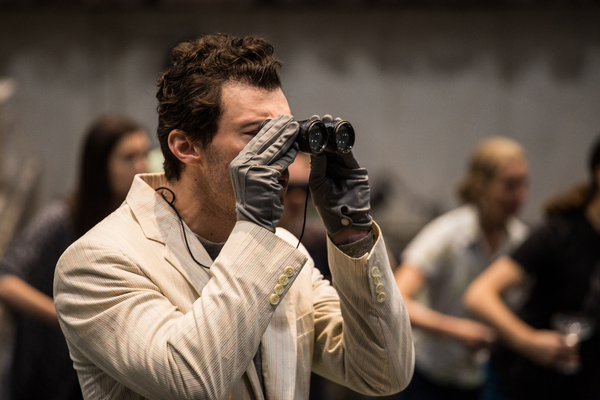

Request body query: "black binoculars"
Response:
[259, 118, 355, 155]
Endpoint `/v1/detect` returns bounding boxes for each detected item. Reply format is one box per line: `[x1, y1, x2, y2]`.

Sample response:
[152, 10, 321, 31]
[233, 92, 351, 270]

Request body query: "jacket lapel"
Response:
[163, 218, 213, 295]
[127, 173, 212, 295]
[244, 363, 265, 400]
[128, 174, 273, 400]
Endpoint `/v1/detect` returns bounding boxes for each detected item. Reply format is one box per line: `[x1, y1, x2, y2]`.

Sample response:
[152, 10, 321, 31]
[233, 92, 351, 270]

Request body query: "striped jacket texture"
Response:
[54, 173, 414, 399]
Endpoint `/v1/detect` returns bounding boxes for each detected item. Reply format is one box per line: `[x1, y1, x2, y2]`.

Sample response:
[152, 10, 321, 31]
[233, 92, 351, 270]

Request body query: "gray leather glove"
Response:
[309, 115, 372, 237]
[230, 114, 299, 232]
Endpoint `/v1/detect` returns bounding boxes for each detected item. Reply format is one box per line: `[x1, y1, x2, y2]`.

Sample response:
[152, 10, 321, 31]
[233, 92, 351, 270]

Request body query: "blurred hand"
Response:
[518, 329, 580, 369]
[230, 115, 299, 232]
[452, 319, 497, 350]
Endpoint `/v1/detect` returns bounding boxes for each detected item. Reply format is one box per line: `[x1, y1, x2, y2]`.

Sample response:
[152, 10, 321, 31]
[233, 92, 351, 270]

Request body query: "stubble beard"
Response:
[202, 145, 238, 227]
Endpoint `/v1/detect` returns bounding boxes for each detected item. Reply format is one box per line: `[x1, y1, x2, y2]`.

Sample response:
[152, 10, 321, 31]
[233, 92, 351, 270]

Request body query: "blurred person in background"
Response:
[394, 137, 529, 400]
[464, 135, 600, 400]
[0, 115, 150, 400]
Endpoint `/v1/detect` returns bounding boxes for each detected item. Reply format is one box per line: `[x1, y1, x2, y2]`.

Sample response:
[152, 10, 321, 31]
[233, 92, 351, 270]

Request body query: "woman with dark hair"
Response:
[394, 137, 530, 400]
[465, 136, 600, 400]
[0, 115, 150, 400]
[72, 115, 150, 237]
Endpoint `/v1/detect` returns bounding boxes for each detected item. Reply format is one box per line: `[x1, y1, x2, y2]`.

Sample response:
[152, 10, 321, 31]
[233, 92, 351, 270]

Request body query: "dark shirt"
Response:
[0, 201, 82, 400]
[492, 211, 600, 400]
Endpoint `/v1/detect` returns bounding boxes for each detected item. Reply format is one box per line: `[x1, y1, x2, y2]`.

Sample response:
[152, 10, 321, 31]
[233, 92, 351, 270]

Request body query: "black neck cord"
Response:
[156, 187, 211, 270]
[155, 185, 310, 268]
[296, 185, 310, 249]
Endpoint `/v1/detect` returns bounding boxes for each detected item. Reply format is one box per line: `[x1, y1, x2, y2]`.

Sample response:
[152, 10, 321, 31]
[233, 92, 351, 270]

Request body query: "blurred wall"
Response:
[0, 7, 599, 240]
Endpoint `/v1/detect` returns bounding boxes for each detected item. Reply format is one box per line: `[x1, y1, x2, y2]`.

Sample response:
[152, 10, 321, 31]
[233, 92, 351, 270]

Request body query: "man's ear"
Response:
[168, 129, 203, 166]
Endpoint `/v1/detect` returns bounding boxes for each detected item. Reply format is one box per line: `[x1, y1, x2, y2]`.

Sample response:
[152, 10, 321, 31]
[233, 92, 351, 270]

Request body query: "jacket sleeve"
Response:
[310, 221, 415, 395]
[54, 221, 307, 400]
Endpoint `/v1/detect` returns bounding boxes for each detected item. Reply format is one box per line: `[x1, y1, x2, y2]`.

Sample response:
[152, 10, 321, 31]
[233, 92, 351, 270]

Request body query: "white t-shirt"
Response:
[402, 204, 528, 388]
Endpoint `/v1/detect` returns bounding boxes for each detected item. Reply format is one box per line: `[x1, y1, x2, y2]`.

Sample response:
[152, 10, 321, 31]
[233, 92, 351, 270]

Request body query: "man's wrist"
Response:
[335, 229, 374, 258]
[331, 228, 369, 245]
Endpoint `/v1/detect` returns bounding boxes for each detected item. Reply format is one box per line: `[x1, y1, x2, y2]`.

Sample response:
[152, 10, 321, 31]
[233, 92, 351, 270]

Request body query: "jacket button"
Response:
[373, 275, 381, 285]
[269, 294, 280, 305]
[274, 284, 284, 296]
[371, 266, 380, 277]
[284, 266, 295, 277]
[279, 275, 289, 286]
[377, 292, 386, 303]
[375, 283, 384, 294]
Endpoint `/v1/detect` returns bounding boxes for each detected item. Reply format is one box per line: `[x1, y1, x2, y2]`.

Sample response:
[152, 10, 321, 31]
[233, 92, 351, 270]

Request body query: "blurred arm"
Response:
[464, 256, 577, 368]
[0, 274, 58, 327]
[395, 263, 495, 349]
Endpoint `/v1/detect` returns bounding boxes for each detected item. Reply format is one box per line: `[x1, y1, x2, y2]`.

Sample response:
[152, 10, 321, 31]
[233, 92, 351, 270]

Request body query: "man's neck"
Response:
[165, 175, 236, 243]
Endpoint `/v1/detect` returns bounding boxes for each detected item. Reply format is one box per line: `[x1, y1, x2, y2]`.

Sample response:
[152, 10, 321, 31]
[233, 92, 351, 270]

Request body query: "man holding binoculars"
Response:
[54, 33, 414, 400]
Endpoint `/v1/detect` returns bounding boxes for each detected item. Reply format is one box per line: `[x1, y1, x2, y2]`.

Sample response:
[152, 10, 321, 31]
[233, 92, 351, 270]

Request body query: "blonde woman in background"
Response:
[394, 137, 529, 400]
[465, 136, 600, 400]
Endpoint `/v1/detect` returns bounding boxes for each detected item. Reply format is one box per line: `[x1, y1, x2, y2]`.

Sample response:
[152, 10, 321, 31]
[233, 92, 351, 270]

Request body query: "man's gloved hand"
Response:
[309, 114, 372, 238]
[230, 114, 299, 232]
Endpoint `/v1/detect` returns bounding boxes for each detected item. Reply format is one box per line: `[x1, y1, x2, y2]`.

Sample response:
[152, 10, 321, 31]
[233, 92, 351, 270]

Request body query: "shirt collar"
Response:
[462, 203, 527, 251]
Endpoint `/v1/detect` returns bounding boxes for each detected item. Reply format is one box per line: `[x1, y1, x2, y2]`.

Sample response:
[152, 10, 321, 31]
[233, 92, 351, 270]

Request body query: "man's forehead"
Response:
[220, 83, 290, 124]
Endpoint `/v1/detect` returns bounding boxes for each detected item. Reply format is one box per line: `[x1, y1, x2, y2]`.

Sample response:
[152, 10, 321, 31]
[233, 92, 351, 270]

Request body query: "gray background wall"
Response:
[1, 6, 599, 243]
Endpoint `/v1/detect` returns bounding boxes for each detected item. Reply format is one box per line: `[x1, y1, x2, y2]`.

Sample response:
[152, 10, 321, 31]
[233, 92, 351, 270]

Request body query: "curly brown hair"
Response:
[156, 33, 283, 181]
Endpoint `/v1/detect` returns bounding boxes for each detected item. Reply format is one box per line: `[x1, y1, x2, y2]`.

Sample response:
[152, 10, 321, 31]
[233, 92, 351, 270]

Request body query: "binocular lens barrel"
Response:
[297, 120, 328, 154]
[259, 118, 355, 155]
[324, 120, 355, 155]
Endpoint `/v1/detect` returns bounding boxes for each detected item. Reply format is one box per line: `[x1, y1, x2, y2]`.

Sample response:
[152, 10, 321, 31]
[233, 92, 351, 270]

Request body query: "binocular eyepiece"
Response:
[259, 118, 355, 155]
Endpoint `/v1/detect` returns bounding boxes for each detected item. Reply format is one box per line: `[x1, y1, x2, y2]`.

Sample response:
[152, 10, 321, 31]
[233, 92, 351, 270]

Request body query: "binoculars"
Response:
[259, 118, 355, 155]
